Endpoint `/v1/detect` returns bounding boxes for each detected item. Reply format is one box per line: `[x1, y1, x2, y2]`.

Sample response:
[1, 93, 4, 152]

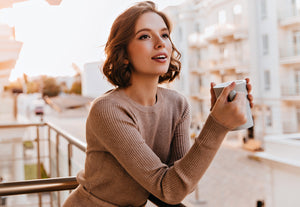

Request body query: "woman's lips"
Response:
[151, 53, 168, 63]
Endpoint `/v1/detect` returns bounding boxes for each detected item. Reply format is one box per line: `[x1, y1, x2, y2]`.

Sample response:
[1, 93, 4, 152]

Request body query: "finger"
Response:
[219, 82, 236, 102]
[247, 94, 254, 108]
[210, 82, 216, 94]
[210, 82, 216, 97]
[246, 83, 252, 93]
[210, 82, 217, 110]
[245, 78, 251, 92]
[247, 94, 253, 102]
[245, 77, 250, 84]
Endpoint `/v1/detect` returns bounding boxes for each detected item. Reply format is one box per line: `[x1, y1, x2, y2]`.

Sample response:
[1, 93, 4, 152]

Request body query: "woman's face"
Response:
[127, 12, 172, 79]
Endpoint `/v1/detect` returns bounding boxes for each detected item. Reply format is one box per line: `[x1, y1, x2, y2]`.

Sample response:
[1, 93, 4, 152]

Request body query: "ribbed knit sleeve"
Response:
[167, 103, 191, 166]
[87, 99, 229, 205]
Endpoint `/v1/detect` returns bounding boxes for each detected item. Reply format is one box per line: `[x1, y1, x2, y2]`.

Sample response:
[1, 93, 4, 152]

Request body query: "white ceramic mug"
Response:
[213, 80, 253, 131]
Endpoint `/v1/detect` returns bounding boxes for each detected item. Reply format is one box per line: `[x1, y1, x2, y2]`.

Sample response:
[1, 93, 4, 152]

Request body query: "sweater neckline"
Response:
[116, 87, 163, 113]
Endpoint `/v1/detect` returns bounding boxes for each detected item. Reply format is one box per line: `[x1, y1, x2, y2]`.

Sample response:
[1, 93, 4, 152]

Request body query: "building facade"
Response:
[0, 21, 23, 94]
[165, 0, 300, 141]
[82, 61, 113, 98]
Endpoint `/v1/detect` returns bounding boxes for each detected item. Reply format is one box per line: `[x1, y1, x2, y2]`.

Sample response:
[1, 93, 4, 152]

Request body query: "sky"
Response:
[0, 0, 185, 80]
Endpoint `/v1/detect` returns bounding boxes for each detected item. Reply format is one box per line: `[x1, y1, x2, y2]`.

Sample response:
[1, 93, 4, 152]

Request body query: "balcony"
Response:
[189, 59, 209, 75]
[281, 85, 300, 100]
[204, 24, 248, 44]
[0, 93, 274, 206]
[188, 24, 248, 48]
[253, 134, 300, 207]
[0, 122, 193, 206]
[0, 122, 86, 206]
[0, 39, 23, 63]
[0, 24, 23, 84]
[190, 87, 210, 101]
[279, 45, 300, 65]
[279, 9, 300, 27]
[188, 33, 208, 48]
[207, 58, 249, 74]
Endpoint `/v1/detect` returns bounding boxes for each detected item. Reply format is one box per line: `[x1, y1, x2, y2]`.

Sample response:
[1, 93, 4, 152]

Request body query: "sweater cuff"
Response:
[195, 114, 229, 148]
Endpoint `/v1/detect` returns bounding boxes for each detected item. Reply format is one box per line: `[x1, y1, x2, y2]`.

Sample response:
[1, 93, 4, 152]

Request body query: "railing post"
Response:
[56, 133, 60, 177]
[48, 127, 52, 178]
[56, 133, 61, 206]
[36, 126, 42, 207]
[48, 127, 54, 207]
[0, 122, 87, 206]
[68, 143, 72, 177]
[37, 126, 41, 179]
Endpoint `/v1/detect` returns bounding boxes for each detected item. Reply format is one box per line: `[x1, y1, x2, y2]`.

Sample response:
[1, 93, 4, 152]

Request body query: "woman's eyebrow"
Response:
[135, 27, 169, 36]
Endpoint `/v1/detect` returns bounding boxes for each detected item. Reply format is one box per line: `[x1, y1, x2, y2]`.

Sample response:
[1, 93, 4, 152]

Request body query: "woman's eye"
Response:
[162, 33, 170, 38]
[139, 34, 150, 40]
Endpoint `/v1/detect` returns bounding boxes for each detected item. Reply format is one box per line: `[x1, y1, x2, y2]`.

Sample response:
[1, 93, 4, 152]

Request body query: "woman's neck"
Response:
[123, 78, 158, 106]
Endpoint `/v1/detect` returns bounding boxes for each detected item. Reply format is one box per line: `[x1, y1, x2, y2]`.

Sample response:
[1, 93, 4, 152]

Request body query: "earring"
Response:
[124, 59, 129, 65]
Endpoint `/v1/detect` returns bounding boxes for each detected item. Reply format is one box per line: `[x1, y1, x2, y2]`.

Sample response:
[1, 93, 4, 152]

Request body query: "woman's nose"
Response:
[154, 37, 165, 49]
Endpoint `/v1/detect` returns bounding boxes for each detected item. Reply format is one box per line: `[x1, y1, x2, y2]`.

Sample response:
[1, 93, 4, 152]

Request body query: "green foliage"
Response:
[23, 140, 34, 149]
[69, 81, 82, 94]
[3, 79, 23, 93]
[5, 75, 82, 96]
[26, 81, 40, 94]
[24, 163, 49, 180]
[42, 76, 61, 97]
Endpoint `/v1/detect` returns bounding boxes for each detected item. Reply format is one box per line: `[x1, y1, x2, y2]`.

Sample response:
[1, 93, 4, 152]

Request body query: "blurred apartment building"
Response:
[165, 0, 300, 140]
[165, 3, 300, 206]
[0, 1, 24, 93]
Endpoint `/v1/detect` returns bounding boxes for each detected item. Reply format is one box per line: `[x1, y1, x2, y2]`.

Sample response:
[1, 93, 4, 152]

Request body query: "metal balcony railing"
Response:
[0, 176, 78, 196]
[281, 85, 300, 96]
[280, 44, 300, 58]
[279, 8, 300, 21]
[0, 122, 186, 207]
[0, 122, 86, 207]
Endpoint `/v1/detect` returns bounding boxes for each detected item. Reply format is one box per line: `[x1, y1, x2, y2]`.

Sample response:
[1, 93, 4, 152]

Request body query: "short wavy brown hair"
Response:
[102, 1, 181, 88]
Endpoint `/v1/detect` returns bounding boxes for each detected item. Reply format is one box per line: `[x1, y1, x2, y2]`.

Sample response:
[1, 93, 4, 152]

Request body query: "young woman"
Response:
[63, 1, 253, 206]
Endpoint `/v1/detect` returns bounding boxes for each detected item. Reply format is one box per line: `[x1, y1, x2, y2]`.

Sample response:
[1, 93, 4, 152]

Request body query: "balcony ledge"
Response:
[279, 55, 300, 65]
[279, 15, 300, 27]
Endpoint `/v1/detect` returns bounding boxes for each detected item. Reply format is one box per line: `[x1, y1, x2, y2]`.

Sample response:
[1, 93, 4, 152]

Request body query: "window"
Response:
[233, 4, 242, 15]
[295, 69, 300, 94]
[262, 34, 269, 55]
[261, 0, 267, 19]
[234, 42, 242, 59]
[297, 107, 300, 131]
[292, 0, 300, 16]
[198, 75, 203, 87]
[293, 30, 300, 55]
[199, 102, 204, 117]
[196, 49, 201, 68]
[264, 70, 271, 90]
[194, 22, 201, 33]
[219, 44, 228, 60]
[266, 106, 272, 127]
[233, 4, 242, 24]
[218, 10, 227, 24]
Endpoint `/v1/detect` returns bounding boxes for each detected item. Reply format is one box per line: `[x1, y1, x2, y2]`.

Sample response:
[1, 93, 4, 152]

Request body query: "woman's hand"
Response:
[210, 78, 254, 110]
[245, 78, 253, 108]
[210, 82, 217, 111]
[210, 82, 248, 130]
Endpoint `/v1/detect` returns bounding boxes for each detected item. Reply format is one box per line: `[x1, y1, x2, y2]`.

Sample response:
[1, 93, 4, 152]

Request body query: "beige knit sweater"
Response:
[63, 87, 229, 207]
